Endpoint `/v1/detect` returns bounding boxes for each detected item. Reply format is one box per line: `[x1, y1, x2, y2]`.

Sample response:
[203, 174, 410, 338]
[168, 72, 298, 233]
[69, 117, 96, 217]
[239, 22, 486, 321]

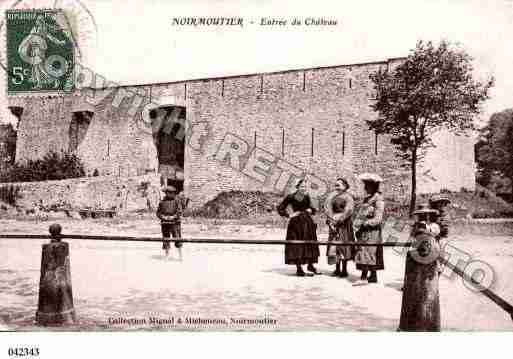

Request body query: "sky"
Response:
[1, 0, 512, 125]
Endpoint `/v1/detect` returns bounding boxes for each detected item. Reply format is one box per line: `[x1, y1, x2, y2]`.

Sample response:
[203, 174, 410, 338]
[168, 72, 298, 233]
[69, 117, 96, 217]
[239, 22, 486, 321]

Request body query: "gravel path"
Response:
[1, 219, 512, 331]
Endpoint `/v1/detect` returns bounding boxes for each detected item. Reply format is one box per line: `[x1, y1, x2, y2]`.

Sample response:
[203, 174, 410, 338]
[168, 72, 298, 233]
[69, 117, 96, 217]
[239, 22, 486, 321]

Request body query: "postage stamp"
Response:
[5, 9, 74, 94]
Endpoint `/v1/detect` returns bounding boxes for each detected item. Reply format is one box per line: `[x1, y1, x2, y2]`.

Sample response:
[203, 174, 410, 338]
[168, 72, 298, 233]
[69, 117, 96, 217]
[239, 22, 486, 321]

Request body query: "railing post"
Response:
[35, 223, 76, 326]
[399, 231, 441, 331]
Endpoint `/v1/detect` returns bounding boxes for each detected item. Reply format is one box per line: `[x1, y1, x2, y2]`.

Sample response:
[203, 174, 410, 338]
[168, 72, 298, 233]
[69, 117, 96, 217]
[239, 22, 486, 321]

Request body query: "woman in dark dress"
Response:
[277, 179, 320, 276]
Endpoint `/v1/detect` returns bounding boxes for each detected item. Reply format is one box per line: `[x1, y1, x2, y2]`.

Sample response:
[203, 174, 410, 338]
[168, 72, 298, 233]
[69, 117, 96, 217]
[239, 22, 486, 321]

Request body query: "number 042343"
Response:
[7, 347, 40, 357]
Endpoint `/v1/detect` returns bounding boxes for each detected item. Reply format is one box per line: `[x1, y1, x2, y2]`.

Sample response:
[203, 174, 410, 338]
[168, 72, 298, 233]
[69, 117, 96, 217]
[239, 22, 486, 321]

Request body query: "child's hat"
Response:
[413, 203, 439, 216]
[358, 172, 384, 183]
[162, 185, 177, 193]
[429, 194, 451, 205]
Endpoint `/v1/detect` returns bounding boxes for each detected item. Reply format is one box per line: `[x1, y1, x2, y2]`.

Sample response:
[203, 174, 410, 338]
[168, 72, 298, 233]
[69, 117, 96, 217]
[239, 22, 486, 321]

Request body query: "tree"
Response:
[0, 123, 17, 166]
[477, 109, 513, 198]
[369, 40, 493, 215]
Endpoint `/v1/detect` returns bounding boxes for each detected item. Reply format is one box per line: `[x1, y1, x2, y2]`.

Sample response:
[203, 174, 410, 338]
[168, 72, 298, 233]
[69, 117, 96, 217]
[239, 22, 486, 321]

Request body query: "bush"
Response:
[0, 185, 21, 206]
[190, 188, 513, 221]
[0, 151, 85, 183]
[189, 191, 280, 219]
[471, 209, 513, 219]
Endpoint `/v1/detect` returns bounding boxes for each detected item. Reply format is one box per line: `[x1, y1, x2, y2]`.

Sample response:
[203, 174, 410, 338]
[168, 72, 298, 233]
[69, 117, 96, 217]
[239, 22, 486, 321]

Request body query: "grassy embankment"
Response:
[2, 186, 513, 235]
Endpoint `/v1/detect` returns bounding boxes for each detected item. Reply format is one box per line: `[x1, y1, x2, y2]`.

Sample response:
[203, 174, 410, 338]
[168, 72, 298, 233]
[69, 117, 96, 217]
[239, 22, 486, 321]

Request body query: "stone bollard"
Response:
[35, 224, 76, 326]
[399, 231, 441, 331]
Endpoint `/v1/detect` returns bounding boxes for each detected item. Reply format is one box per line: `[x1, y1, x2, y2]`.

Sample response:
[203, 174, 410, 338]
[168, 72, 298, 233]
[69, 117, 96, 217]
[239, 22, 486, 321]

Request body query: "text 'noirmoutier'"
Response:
[171, 17, 338, 27]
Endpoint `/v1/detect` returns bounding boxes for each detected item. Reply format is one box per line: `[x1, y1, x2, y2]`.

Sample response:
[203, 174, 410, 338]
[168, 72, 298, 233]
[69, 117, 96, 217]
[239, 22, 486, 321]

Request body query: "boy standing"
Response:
[157, 186, 189, 260]
[429, 194, 451, 241]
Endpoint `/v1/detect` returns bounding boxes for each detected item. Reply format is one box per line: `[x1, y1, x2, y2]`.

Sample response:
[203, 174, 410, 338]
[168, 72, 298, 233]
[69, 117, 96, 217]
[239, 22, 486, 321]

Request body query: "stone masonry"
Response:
[6, 58, 476, 208]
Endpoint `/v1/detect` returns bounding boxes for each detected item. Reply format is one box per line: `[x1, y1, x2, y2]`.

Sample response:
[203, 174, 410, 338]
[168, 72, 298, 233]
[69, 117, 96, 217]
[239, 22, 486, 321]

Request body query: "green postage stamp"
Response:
[6, 9, 75, 94]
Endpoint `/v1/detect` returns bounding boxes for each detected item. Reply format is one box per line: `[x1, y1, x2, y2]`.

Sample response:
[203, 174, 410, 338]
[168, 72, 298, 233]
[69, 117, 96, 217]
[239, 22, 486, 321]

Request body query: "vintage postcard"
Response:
[0, 0, 512, 348]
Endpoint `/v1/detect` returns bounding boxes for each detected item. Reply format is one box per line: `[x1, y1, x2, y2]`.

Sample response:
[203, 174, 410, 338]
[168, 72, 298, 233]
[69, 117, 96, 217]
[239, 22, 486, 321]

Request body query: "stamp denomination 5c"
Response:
[6, 9, 74, 94]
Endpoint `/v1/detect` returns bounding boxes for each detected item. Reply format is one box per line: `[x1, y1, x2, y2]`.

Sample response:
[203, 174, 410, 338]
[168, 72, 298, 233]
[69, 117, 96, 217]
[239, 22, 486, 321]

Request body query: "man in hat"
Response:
[428, 194, 451, 276]
[354, 173, 386, 283]
[157, 185, 189, 260]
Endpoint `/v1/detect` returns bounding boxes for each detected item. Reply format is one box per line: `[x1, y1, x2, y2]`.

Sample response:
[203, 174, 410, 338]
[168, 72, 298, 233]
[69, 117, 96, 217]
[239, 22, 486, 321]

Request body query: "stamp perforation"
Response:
[5, 7, 75, 97]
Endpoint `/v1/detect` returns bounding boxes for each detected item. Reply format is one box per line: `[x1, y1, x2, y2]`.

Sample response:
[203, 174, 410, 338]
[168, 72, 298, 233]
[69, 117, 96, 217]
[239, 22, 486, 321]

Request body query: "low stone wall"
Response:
[0, 174, 163, 213]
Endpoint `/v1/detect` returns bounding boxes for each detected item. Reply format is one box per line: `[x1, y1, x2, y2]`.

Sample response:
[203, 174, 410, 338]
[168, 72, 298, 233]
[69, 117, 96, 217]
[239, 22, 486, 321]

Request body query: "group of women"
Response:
[277, 173, 385, 283]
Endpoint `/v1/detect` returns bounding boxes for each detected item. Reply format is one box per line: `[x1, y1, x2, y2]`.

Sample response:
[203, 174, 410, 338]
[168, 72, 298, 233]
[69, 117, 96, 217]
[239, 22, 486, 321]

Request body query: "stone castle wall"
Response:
[0, 174, 161, 212]
[7, 58, 476, 208]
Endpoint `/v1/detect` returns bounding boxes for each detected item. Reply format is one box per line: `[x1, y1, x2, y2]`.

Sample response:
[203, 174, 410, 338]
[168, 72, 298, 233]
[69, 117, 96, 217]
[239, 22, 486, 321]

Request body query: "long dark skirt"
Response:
[285, 212, 320, 265]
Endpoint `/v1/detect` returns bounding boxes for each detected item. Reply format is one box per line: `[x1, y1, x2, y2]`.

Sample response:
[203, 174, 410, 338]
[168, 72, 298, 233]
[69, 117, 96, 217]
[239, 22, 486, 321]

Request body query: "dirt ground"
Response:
[1, 218, 512, 331]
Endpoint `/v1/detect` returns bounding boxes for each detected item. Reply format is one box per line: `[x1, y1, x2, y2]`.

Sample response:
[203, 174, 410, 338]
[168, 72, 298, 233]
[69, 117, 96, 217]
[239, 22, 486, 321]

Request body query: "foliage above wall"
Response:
[369, 40, 494, 215]
[476, 108, 513, 199]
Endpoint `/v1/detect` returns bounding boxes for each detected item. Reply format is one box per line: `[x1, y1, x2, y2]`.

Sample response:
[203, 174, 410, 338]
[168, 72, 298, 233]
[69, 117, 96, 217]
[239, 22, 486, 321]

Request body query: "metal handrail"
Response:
[438, 257, 513, 321]
[0, 233, 413, 246]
